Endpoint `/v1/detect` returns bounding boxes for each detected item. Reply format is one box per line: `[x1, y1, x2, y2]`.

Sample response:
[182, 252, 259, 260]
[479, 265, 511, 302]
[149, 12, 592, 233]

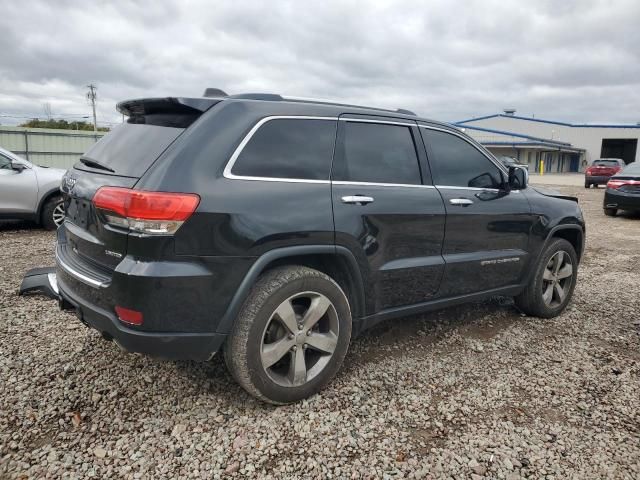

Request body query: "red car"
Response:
[585, 158, 625, 188]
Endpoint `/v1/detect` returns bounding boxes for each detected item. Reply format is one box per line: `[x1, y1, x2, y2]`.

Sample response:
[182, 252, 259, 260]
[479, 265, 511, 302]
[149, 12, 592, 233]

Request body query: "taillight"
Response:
[607, 179, 640, 189]
[93, 187, 200, 235]
[585, 167, 593, 174]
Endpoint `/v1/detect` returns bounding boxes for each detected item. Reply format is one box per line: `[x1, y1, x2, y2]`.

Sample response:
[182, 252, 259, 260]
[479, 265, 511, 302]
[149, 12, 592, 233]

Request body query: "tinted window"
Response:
[232, 119, 336, 180]
[421, 129, 503, 188]
[77, 124, 183, 177]
[334, 122, 421, 185]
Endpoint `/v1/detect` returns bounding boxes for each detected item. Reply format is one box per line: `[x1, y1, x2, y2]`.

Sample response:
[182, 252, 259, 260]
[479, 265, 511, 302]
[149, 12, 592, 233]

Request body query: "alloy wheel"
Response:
[260, 291, 339, 387]
[542, 250, 573, 308]
[52, 203, 65, 227]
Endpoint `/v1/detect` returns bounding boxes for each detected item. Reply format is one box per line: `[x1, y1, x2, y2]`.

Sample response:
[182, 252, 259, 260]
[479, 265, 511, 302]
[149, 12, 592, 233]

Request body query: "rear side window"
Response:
[333, 122, 422, 185]
[231, 119, 336, 180]
[77, 124, 183, 177]
[421, 128, 503, 189]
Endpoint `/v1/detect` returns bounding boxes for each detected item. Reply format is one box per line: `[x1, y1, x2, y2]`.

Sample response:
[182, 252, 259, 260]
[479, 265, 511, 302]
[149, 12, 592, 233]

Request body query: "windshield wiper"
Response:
[80, 157, 115, 173]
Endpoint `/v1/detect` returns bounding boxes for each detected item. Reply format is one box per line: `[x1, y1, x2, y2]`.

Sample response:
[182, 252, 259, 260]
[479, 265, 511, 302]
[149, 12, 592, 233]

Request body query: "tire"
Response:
[515, 238, 578, 318]
[224, 266, 352, 404]
[41, 195, 64, 230]
[604, 208, 617, 217]
[584, 181, 590, 188]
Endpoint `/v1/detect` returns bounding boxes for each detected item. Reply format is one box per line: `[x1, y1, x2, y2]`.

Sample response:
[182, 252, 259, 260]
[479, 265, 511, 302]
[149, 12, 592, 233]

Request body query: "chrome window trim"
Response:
[435, 185, 520, 193]
[333, 180, 435, 189]
[418, 124, 509, 175]
[55, 249, 108, 288]
[223, 116, 338, 183]
[340, 117, 416, 127]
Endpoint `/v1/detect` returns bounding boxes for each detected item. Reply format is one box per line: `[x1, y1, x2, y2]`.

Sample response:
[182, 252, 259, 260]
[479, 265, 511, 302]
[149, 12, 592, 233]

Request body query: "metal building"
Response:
[456, 111, 640, 173]
[0, 127, 105, 169]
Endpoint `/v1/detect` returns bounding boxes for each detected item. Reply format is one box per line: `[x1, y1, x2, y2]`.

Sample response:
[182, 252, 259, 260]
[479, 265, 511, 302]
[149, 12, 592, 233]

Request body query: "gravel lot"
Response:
[1, 185, 639, 479]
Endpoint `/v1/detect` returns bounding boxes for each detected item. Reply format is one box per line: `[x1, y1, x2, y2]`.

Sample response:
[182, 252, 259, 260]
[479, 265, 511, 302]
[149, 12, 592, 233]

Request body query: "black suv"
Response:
[55, 91, 585, 404]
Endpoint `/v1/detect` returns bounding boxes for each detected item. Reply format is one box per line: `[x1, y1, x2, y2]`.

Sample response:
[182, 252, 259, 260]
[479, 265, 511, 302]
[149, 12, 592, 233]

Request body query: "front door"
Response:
[420, 126, 534, 297]
[0, 154, 38, 214]
[331, 117, 446, 312]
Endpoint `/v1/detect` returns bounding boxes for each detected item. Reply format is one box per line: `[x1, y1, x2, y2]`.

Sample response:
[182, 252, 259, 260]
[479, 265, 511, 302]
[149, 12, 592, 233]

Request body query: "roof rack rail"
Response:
[220, 92, 416, 116]
[281, 95, 416, 116]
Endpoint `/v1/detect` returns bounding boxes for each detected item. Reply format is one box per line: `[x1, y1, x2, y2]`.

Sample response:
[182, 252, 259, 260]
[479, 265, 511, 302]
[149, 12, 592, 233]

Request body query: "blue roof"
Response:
[457, 124, 572, 146]
[456, 113, 640, 129]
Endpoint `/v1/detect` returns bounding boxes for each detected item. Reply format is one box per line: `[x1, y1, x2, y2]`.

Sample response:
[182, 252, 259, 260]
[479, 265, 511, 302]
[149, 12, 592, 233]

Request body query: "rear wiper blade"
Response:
[80, 157, 115, 173]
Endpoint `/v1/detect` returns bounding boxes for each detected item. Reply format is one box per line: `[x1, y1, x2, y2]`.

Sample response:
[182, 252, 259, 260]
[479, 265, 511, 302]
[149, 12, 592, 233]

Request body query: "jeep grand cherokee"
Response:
[54, 90, 585, 404]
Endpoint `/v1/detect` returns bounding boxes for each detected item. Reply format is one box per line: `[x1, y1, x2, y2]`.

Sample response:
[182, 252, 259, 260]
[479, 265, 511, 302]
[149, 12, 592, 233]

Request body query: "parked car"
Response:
[0, 146, 66, 229]
[604, 162, 640, 216]
[51, 91, 585, 404]
[585, 158, 624, 188]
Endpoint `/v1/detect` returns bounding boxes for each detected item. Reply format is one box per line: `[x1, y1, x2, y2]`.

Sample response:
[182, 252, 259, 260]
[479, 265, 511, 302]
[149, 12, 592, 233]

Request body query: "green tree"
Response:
[18, 118, 109, 132]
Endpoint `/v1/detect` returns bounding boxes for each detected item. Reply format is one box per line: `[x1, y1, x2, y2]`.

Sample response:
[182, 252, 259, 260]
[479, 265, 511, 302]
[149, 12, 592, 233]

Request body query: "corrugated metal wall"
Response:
[0, 127, 106, 169]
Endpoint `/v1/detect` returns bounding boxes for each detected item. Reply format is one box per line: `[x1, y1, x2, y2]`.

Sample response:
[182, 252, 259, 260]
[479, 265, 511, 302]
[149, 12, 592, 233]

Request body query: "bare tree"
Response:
[42, 102, 53, 120]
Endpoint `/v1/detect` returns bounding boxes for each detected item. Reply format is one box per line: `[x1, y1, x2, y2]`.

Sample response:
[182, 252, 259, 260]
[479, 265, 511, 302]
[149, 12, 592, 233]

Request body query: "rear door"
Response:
[420, 125, 534, 296]
[331, 116, 446, 312]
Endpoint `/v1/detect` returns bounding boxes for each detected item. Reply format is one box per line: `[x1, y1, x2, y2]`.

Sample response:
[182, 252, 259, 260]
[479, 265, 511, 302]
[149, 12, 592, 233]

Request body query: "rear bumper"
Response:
[57, 273, 226, 361]
[604, 189, 640, 211]
[586, 175, 610, 185]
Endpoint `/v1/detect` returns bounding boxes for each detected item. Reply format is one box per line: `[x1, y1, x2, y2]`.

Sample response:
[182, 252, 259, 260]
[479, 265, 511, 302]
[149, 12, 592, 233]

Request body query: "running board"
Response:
[19, 267, 60, 300]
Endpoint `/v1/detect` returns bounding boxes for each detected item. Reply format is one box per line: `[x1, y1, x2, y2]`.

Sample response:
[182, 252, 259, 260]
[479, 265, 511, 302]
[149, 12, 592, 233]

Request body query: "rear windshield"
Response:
[593, 160, 619, 166]
[75, 124, 183, 177]
[620, 162, 640, 175]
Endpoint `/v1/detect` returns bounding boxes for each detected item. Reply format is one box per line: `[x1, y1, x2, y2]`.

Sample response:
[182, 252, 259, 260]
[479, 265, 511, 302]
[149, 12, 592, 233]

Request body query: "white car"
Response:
[0, 146, 66, 229]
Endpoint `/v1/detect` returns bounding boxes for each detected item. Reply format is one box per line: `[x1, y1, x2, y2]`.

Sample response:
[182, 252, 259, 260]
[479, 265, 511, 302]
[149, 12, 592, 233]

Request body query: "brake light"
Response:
[93, 187, 200, 234]
[586, 167, 594, 174]
[115, 305, 143, 326]
[607, 179, 640, 189]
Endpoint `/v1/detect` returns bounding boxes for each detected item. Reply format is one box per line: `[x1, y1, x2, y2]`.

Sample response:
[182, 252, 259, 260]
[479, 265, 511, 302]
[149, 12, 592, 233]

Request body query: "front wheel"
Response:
[515, 238, 578, 318]
[224, 266, 352, 404]
[41, 196, 64, 230]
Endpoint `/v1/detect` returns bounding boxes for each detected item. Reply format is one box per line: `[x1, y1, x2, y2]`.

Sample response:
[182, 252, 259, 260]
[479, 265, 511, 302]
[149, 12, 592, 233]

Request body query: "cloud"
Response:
[1, 0, 639, 126]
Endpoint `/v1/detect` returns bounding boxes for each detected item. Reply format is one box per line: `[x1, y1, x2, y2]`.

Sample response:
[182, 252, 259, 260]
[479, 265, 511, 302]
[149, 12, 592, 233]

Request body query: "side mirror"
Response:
[11, 162, 26, 172]
[508, 166, 527, 190]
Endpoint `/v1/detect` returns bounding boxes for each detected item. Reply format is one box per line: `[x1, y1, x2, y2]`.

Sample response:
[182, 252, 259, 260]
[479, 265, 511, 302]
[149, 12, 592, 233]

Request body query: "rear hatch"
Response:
[59, 97, 219, 274]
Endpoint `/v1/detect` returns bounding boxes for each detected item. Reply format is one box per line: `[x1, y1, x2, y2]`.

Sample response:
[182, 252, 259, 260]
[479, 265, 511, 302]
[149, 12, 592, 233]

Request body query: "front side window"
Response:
[231, 118, 336, 180]
[421, 129, 504, 189]
[0, 154, 12, 170]
[333, 122, 422, 185]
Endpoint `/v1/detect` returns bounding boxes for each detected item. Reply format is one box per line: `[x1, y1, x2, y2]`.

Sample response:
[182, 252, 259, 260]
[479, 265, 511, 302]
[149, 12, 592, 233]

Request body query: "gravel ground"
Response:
[1, 185, 639, 479]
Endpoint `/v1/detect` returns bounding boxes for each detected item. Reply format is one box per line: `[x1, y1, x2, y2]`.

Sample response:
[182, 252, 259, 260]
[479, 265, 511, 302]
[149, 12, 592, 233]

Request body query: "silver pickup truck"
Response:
[0, 146, 66, 229]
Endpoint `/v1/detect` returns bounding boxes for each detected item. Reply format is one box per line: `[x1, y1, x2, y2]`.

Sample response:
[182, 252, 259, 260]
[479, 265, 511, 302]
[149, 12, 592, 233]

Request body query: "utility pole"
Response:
[87, 84, 98, 132]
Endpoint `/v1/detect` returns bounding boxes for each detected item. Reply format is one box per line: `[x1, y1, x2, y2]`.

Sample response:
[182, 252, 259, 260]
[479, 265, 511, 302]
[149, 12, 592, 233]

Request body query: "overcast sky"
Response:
[1, 0, 639, 127]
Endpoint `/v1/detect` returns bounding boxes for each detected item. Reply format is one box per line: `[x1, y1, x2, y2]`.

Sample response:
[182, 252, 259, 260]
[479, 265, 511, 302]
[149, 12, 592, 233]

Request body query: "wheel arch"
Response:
[36, 187, 62, 223]
[548, 224, 584, 262]
[216, 245, 365, 335]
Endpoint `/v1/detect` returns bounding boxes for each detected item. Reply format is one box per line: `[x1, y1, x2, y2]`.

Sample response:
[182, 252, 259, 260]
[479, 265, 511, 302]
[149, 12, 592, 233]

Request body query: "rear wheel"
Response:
[224, 266, 352, 404]
[604, 207, 617, 217]
[584, 181, 590, 188]
[515, 238, 578, 318]
[41, 195, 64, 230]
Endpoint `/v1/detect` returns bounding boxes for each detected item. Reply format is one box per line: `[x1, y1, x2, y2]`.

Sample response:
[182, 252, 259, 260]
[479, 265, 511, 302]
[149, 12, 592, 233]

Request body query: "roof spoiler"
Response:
[117, 97, 220, 117]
